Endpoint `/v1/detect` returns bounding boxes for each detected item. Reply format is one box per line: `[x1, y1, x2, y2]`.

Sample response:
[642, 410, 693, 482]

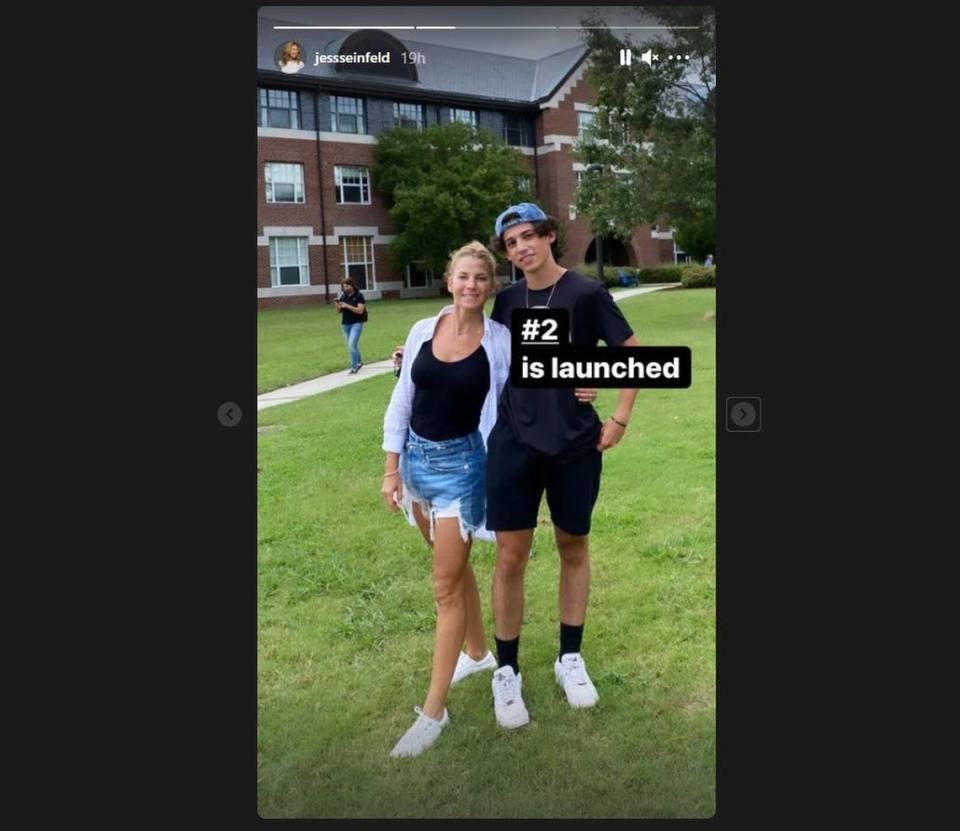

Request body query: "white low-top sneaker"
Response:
[451, 650, 497, 686]
[554, 652, 599, 708]
[389, 706, 450, 758]
[491, 666, 530, 729]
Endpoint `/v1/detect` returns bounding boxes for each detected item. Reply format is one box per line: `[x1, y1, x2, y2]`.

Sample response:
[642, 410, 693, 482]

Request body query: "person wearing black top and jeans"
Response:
[335, 278, 366, 373]
[485, 203, 642, 730]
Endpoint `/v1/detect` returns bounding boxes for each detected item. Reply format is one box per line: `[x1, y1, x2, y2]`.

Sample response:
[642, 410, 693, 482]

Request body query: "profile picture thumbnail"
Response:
[277, 41, 305, 74]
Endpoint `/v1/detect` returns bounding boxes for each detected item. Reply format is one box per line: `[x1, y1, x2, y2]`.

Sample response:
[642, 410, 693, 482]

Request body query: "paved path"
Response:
[257, 283, 677, 411]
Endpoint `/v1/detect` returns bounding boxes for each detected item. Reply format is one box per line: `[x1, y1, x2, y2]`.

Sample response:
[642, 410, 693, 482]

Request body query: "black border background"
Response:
[129, 1, 865, 823]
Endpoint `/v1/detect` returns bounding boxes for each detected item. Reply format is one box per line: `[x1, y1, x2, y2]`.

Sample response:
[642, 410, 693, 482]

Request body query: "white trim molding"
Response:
[651, 228, 675, 240]
[540, 60, 590, 110]
[257, 127, 316, 141]
[258, 226, 317, 246]
[543, 134, 577, 146]
[258, 286, 329, 298]
[257, 127, 379, 146]
[332, 226, 396, 245]
[537, 142, 563, 155]
[574, 102, 599, 113]
[258, 227, 397, 246]
[320, 131, 378, 145]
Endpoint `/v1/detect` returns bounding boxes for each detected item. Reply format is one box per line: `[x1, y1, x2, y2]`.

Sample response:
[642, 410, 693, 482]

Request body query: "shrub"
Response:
[636, 265, 685, 283]
[681, 266, 716, 288]
[571, 262, 621, 287]
[572, 261, 600, 281]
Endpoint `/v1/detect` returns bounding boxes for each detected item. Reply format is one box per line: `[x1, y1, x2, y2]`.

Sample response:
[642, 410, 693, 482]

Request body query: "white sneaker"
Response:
[491, 666, 530, 729]
[389, 706, 449, 758]
[554, 653, 599, 708]
[451, 650, 497, 686]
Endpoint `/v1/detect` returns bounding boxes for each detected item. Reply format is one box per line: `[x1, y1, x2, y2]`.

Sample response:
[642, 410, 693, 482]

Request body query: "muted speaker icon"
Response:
[621, 48, 657, 67]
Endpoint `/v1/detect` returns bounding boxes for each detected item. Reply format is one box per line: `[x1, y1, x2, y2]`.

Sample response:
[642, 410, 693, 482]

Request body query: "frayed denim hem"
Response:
[399, 485, 479, 544]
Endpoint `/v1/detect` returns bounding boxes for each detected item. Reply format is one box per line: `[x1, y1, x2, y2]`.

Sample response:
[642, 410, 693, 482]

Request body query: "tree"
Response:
[372, 122, 533, 275]
[674, 215, 714, 262]
[575, 7, 715, 256]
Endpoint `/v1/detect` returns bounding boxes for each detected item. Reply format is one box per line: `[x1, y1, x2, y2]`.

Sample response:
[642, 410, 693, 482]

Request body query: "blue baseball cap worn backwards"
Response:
[494, 202, 548, 238]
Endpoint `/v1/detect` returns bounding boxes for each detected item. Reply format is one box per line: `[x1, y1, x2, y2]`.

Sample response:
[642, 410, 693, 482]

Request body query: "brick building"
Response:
[257, 22, 676, 308]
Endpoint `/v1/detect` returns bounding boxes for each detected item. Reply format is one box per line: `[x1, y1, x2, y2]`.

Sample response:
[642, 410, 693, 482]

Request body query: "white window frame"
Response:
[331, 95, 366, 134]
[259, 88, 300, 129]
[340, 236, 376, 291]
[269, 237, 310, 287]
[393, 101, 424, 130]
[334, 165, 371, 205]
[265, 162, 305, 204]
[450, 108, 477, 127]
[577, 111, 596, 139]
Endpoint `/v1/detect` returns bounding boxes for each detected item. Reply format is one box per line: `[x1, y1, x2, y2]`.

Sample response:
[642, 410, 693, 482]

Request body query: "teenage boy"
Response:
[485, 203, 640, 729]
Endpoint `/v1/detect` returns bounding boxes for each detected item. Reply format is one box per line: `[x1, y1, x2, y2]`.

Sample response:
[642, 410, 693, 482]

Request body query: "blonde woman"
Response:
[381, 242, 509, 758]
[278, 41, 304, 74]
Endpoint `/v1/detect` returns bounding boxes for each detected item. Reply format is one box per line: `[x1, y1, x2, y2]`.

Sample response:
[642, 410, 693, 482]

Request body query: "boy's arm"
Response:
[596, 334, 641, 451]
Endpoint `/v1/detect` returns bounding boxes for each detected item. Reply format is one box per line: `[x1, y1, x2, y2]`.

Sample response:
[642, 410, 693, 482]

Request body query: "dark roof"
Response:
[258, 20, 587, 105]
[530, 45, 585, 101]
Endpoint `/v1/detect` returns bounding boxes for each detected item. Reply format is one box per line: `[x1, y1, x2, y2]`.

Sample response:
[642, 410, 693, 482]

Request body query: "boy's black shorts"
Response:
[485, 419, 602, 536]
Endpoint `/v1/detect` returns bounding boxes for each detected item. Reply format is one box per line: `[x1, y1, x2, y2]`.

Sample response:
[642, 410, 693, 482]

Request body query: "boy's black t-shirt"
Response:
[339, 291, 366, 325]
[491, 270, 634, 459]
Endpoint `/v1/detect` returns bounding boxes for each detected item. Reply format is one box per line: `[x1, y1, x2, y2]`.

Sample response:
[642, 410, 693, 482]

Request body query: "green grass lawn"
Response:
[257, 288, 716, 818]
[258, 297, 455, 393]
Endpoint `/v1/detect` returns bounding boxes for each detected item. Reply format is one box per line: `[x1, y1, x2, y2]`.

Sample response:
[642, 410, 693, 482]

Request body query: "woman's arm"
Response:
[382, 324, 425, 509]
[383, 323, 421, 455]
[381, 451, 402, 512]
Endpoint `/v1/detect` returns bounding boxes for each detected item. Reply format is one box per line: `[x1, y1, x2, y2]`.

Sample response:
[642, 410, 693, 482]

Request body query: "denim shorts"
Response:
[399, 427, 486, 542]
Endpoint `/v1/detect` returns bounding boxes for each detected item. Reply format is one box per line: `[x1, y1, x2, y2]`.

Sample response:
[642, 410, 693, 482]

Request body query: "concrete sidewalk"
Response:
[258, 360, 398, 410]
[257, 283, 677, 411]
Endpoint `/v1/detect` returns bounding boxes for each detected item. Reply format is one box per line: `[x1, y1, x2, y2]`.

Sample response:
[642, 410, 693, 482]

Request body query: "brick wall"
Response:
[258, 136, 401, 306]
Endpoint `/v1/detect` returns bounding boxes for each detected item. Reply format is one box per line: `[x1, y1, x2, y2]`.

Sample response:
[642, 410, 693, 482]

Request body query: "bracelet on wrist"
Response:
[609, 416, 628, 429]
[383, 470, 400, 477]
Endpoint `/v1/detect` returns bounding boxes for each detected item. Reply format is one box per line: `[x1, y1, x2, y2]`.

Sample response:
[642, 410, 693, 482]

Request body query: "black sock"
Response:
[559, 623, 584, 660]
[495, 636, 520, 675]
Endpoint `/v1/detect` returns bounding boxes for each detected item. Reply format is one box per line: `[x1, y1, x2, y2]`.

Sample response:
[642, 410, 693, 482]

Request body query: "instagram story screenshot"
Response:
[256, 4, 716, 819]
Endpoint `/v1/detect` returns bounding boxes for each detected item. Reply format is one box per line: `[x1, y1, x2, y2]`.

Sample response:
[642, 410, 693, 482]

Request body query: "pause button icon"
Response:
[619, 48, 632, 66]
